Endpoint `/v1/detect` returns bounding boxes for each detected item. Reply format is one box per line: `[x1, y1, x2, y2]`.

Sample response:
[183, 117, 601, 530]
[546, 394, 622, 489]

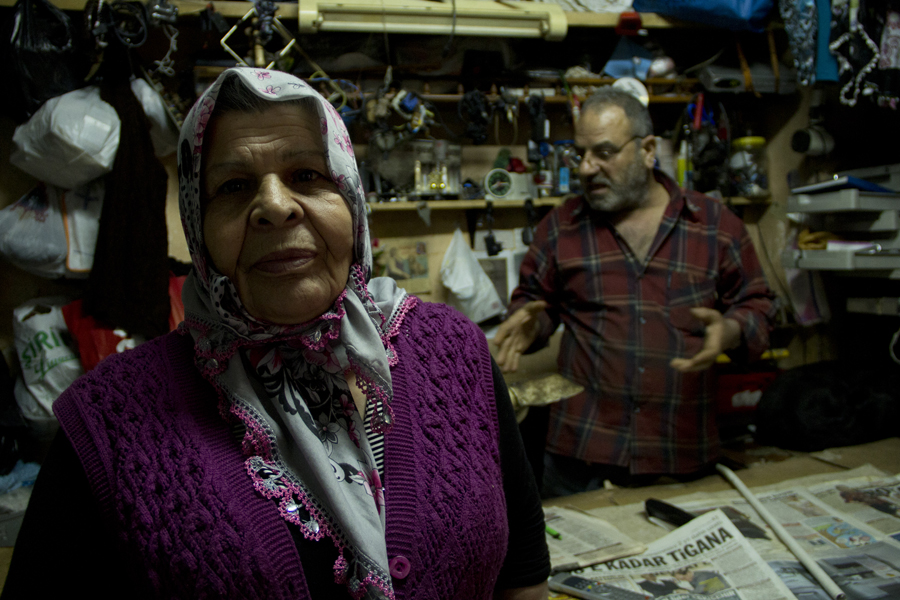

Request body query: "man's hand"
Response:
[669, 308, 741, 373]
[494, 300, 549, 373]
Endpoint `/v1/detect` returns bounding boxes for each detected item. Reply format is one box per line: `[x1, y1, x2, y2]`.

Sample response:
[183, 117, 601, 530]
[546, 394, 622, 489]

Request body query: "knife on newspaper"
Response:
[644, 498, 696, 528]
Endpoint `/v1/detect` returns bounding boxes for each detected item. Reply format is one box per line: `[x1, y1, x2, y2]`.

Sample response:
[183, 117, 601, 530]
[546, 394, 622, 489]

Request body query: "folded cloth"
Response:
[0, 460, 40, 495]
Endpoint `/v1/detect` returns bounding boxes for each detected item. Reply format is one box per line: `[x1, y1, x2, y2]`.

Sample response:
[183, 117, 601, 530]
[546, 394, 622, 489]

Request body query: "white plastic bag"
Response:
[13, 297, 84, 440]
[0, 181, 103, 279]
[131, 77, 178, 157]
[10, 85, 120, 189]
[59, 180, 104, 276]
[440, 228, 504, 324]
[0, 184, 67, 278]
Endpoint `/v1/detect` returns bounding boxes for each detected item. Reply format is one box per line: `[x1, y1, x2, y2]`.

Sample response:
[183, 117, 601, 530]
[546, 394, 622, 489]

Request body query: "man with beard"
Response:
[495, 88, 775, 497]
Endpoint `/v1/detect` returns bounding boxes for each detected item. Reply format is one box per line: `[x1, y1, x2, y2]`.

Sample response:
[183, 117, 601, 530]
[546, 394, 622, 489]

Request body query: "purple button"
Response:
[389, 555, 411, 579]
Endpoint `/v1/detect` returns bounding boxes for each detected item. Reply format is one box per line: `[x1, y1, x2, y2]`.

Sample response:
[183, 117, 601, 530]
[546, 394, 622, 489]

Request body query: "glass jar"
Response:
[729, 136, 769, 198]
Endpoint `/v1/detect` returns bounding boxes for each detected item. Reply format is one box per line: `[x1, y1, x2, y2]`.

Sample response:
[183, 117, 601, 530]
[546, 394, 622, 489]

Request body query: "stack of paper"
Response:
[544, 505, 646, 572]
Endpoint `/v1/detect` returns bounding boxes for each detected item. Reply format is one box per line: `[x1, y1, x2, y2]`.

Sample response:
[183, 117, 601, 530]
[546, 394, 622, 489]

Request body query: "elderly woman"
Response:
[3, 68, 550, 599]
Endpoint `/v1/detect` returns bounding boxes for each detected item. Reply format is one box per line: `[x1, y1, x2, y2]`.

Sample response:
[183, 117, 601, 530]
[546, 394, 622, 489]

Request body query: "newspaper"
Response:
[807, 473, 900, 539]
[544, 505, 646, 572]
[549, 509, 796, 600]
[668, 477, 900, 600]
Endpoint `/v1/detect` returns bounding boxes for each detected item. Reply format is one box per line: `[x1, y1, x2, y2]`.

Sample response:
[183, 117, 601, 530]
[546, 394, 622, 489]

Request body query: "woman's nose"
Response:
[252, 176, 301, 227]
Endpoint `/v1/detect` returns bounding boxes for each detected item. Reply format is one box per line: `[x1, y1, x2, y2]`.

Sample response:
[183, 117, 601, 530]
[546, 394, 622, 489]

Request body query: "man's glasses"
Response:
[576, 134, 646, 166]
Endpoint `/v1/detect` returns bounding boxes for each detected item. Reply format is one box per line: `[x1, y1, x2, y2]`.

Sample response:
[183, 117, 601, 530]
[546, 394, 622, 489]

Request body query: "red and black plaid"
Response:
[510, 172, 776, 475]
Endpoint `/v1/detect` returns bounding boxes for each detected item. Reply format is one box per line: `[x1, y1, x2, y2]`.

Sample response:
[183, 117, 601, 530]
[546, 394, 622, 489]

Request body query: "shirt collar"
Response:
[656, 169, 702, 222]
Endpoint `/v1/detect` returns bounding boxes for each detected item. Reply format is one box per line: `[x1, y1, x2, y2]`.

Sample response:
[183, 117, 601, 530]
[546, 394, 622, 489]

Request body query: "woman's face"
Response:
[202, 103, 354, 325]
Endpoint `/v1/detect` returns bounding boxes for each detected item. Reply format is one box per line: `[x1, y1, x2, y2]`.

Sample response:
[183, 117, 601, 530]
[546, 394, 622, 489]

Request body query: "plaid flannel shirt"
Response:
[510, 171, 776, 474]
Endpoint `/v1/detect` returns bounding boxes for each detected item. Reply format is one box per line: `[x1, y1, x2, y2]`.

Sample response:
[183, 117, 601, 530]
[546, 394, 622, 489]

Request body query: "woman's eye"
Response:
[293, 169, 321, 184]
[218, 179, 251, 195]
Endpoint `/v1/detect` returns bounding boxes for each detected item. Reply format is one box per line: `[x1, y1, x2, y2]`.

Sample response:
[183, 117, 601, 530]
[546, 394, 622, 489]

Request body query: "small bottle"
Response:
[730, 136, 769, 198]
[676, 140, 688, 188]
[554, 140, 577, 195]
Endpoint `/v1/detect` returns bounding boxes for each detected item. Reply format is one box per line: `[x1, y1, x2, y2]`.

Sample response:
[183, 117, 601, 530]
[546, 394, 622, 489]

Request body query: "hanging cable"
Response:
[381, 0, 391, 72]
[153, 23, 178, 77]
[109, 1, 149, 48]
[286, 40, 348, 109]
[458, 91, 492, 145]
[526, 94, 547, 162]
[84, 0, 109, 55]
[492, 88, 518, 146]
[87, 0, 150, 50]
[526, 94, 546, 140]
[308, 76, 359, 112]
[442, 0, 457, 58]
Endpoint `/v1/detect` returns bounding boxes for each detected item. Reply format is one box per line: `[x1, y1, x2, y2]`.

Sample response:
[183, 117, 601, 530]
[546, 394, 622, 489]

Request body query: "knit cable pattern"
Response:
[53, 304, 510, 599]
[54, 333, 307, 599]
[385, 302, 508, 600]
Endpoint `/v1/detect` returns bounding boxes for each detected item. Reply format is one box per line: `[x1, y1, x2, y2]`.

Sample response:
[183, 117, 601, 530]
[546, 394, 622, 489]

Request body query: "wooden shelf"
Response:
[413, 87, 696, 105]
[523, 77, 700, 104]
[367, 196, 761, 211]
[368, 198, 563, 211]
[190, 69, 700, 104]
[564, 11, 691, 29]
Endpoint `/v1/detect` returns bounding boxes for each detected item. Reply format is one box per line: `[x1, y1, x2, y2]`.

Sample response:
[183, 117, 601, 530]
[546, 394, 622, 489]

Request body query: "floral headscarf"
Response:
[177, 67, 413, 599]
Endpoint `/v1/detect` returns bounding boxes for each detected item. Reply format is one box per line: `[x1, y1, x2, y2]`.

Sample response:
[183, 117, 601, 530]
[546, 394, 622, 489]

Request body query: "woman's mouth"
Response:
[252, 249, 316, 274]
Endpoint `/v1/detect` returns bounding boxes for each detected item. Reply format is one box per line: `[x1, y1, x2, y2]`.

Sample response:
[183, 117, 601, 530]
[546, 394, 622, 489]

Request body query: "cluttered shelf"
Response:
[416, 91, 697, 105]
[368, 198, 561, 211]
[190, 65, 701, 104]
[367, 196, 765, 212]
[781, 184, 900, 278]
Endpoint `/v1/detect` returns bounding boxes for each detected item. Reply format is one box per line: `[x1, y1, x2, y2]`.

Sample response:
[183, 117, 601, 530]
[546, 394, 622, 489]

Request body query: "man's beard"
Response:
[582, 153, 651, 214]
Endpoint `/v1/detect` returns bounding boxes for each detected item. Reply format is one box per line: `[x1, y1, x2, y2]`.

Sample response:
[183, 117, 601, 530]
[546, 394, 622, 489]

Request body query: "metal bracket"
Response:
[220, 8, 298, 69]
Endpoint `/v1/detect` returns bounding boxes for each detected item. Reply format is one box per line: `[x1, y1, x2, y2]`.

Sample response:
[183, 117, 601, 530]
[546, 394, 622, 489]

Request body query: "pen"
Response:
[545, 525, 562, 539]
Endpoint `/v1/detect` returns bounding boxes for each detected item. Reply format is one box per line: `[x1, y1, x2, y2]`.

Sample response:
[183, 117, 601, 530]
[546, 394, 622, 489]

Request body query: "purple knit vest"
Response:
[54, 301, 508, 599]
[385, 301, 508, 598]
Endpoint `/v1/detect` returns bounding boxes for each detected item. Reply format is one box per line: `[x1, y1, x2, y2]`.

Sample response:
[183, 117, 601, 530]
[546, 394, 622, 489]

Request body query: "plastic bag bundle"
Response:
[10, 86, 121, 189]
[440, 228, 504, 324]
[59, 180, 104, 276]
[12, 297, 84, 441]
[0, 185, 67, 278]
[131, 77, 179, 158]
[0, 0, 88, 121]
[0, 182, 104, 279]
